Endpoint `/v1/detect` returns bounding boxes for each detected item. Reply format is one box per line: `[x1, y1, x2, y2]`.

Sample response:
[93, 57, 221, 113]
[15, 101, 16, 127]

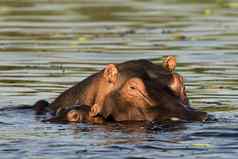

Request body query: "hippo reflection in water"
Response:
[33, 56, 208, 123]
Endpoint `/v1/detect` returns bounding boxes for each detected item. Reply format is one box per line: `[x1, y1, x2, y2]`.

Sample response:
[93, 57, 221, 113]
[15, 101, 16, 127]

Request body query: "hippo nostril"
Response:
[201, 112, 209, 122]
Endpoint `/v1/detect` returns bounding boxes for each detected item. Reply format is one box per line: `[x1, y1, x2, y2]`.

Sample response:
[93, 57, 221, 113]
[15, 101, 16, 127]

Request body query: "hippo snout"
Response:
[185, 108, 208, 122]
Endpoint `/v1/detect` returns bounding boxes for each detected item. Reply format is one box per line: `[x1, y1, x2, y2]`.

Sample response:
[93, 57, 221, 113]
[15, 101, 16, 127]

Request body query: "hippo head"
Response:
[94, 58, 208, 122]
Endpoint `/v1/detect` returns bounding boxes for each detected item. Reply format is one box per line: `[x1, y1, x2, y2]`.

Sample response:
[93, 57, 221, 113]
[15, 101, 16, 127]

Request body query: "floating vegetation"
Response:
[203, 9, 213, 16]
[192, 143, 212, 148]
[70, 35, 92, 48]
[172, 33, 187, 40]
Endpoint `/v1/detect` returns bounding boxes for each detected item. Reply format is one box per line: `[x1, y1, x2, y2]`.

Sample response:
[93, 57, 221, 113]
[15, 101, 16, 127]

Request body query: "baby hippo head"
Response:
[46, 105, 104, 123]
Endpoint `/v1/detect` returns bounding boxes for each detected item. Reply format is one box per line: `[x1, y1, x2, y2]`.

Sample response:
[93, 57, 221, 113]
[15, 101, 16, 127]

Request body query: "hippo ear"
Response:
[163, 56, 176, 72]
[103, 64, 118, 84]
[67, 110, 81, 122]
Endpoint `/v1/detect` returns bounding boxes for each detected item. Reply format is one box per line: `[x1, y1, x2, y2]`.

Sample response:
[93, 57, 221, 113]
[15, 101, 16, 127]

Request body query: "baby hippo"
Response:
[45, 105, 104, 124]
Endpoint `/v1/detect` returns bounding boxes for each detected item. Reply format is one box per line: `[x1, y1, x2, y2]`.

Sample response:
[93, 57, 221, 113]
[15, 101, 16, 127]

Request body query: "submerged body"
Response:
[33, 56, 208, 123]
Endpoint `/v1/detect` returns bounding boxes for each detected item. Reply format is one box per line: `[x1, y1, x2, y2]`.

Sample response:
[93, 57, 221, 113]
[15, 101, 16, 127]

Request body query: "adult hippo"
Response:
[33, 56, 208, 123]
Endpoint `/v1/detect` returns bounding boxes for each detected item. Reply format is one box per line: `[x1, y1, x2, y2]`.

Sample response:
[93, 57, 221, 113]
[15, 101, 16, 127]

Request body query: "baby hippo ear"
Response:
[103, 64, 118, 84]
[163, 56, 176, 72]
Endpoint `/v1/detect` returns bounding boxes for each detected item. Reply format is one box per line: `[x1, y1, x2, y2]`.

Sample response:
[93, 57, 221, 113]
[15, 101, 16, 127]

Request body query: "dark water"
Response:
[0, 0, 238, 158]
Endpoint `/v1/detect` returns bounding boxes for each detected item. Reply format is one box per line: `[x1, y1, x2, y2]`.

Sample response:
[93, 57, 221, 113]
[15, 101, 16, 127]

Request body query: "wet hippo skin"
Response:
[33, 56, 208, 123]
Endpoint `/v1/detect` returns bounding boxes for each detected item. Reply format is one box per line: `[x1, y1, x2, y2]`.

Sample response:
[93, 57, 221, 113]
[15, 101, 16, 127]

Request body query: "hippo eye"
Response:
[127, 78, 144, 91]
[130, 86, 136, 90]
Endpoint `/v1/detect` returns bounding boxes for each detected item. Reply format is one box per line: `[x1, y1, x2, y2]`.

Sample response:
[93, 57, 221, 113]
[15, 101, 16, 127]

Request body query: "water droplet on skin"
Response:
[170, 117, 180, 121]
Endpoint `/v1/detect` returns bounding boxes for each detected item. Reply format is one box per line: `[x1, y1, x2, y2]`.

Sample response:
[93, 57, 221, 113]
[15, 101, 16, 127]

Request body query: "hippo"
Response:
[33, 56, 208, 123]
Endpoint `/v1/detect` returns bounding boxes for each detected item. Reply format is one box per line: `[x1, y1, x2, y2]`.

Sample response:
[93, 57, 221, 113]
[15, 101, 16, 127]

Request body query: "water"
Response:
[0, 0, 238, 158]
